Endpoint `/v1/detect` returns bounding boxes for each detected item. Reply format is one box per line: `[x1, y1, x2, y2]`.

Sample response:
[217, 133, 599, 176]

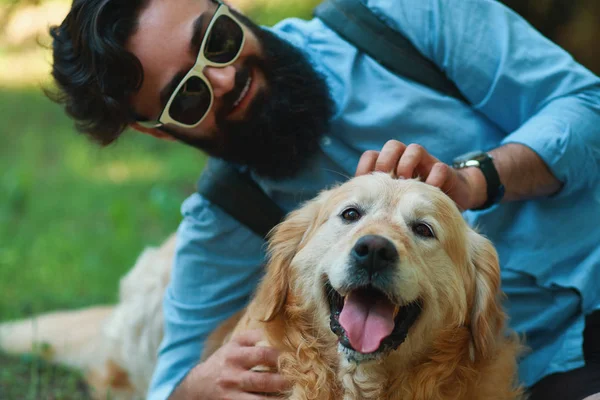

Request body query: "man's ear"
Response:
[130, 123, 175, 141]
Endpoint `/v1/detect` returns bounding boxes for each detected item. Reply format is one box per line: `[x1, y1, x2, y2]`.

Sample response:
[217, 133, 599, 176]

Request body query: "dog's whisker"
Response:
[320, 168, 351, 180]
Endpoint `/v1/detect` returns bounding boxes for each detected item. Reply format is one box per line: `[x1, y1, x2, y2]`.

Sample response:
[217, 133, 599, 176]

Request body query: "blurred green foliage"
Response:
[0, 88, 205, 320]
[245, 0, 322, 26]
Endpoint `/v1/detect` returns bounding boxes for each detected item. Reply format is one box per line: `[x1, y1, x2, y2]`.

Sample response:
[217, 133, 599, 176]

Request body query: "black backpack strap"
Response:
[314, 0, 468, 102]
[197, 158, 286, 238]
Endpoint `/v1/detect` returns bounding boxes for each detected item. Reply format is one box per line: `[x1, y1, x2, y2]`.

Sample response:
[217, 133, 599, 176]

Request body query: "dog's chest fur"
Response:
[338, 360, 387, 400]
[285, 350, 521, 400]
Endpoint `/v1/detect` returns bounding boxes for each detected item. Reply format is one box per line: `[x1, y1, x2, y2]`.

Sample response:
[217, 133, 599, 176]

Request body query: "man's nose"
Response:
[204, 65, 236, 98]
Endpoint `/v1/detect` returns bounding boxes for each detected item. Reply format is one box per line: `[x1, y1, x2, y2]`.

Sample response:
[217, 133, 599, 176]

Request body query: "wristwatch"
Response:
[452, 151, 505, 210]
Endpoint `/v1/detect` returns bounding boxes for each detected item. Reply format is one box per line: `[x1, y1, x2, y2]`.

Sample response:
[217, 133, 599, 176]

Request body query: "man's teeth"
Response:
[233, 77, 252, 108]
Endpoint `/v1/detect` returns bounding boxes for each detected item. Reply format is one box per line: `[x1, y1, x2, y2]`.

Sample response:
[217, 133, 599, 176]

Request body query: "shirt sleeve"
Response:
[367, 0, 600, 196]
[147, 192, 267, 400]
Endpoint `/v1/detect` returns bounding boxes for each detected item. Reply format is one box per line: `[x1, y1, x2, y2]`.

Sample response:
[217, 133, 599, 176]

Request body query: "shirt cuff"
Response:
[501, 113, 582, 198]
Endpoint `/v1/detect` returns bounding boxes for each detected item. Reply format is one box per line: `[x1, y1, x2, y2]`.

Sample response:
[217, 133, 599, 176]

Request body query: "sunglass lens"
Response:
[204, 15, 243, 64]
[169, 76, 211, 125]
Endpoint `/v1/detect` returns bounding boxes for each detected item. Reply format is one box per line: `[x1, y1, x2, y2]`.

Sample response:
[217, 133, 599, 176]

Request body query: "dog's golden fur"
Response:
[207, 174, 523, 400]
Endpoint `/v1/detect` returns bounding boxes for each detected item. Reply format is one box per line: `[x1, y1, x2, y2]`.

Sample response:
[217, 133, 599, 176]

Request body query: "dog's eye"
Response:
[412, 222, 435, 238]
[341, 208, 361, 223]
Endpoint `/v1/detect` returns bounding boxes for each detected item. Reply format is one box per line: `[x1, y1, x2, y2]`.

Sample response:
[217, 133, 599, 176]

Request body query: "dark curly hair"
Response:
[48, 0, 149, 145]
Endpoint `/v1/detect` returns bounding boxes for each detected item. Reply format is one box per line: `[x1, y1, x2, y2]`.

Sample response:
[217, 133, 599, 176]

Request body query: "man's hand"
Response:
[170, 330, 290, 400]
[355, 140, 487, 210]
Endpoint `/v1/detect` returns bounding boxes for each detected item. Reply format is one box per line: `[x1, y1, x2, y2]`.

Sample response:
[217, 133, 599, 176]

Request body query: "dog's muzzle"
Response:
[325, 235, 422, 362]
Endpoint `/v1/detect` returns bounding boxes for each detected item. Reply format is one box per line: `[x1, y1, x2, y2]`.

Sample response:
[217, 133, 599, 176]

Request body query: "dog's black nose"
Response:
[351, 235, 398, 274]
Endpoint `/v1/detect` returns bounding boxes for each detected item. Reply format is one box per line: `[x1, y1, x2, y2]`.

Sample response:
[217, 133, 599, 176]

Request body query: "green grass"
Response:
[0, 1, 321, 398]
[0, 352, 90, 400]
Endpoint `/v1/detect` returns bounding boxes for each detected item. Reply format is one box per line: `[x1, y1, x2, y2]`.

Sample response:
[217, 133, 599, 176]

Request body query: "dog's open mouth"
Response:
[326, 281, 422, 361]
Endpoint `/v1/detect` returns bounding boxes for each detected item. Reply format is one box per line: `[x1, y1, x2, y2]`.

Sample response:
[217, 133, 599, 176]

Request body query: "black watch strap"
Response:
[476, 155, 505, 210]
[453, 152, 505, 210]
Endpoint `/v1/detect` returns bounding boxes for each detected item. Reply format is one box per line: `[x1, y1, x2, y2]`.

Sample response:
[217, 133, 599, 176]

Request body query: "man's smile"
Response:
[233, 75, 252, 109]
[227, 65, 260, 120]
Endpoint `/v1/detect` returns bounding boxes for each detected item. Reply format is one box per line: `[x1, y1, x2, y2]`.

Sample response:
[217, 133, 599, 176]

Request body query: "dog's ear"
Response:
[255, 194, 327, 322]
[467, 229, 505, 360]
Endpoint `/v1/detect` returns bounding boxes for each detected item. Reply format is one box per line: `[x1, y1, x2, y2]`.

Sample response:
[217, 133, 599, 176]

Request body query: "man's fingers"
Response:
[231, 345, 280, 370]
[232, 329, 266, 347]
[374, 140, 406, 175]
[396, 143, 428, 178]
[355, 150, 380, 176]
[424, 162, 451, 188]
[358, 142, 444, 183]
[396, 143, 442, 180]
[239, 371, 291, 394]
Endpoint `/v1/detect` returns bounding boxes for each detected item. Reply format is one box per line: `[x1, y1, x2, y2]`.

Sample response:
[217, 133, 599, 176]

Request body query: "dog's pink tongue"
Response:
[339, 289, 396, 354]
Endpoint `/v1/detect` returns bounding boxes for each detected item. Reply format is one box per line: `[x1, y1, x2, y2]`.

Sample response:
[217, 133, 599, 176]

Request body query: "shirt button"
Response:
[321, 136, 332, 146]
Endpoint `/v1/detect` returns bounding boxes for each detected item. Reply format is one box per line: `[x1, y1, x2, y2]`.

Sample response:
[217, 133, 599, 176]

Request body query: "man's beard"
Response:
[166, 13, 334, 180]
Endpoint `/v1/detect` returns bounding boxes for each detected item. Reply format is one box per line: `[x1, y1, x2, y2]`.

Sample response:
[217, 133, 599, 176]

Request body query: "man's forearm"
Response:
[489, 143, 562, 201]
[168, 366, 200, 400]
[457, 142, 563, 209]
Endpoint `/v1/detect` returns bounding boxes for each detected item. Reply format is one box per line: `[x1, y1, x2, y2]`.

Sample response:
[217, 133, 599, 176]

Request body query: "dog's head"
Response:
[256, 173, 503, 364]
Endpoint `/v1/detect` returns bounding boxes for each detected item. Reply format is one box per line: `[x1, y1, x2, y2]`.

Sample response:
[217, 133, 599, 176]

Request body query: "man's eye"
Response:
[341, 208, 361, 223]
[411, 222, 435, 239]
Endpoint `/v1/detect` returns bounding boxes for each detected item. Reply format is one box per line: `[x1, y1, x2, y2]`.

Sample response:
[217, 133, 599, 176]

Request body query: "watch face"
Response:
[454, 151, 487, 164]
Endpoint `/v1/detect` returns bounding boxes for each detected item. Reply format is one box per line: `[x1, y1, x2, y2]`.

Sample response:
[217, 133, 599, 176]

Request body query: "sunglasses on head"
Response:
[137, 0, 246, 130]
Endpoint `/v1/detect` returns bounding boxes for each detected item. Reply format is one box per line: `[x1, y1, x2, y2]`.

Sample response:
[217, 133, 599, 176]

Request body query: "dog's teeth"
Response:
[393, 305, 400, 317]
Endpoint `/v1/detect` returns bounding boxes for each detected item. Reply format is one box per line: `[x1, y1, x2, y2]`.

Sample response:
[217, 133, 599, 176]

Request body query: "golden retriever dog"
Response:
[0, 173, 522, 399]
[204, 173, 523, 400]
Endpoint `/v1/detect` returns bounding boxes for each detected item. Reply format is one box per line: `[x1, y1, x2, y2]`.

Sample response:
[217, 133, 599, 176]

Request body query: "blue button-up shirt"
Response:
[148, 0, 600, 398]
